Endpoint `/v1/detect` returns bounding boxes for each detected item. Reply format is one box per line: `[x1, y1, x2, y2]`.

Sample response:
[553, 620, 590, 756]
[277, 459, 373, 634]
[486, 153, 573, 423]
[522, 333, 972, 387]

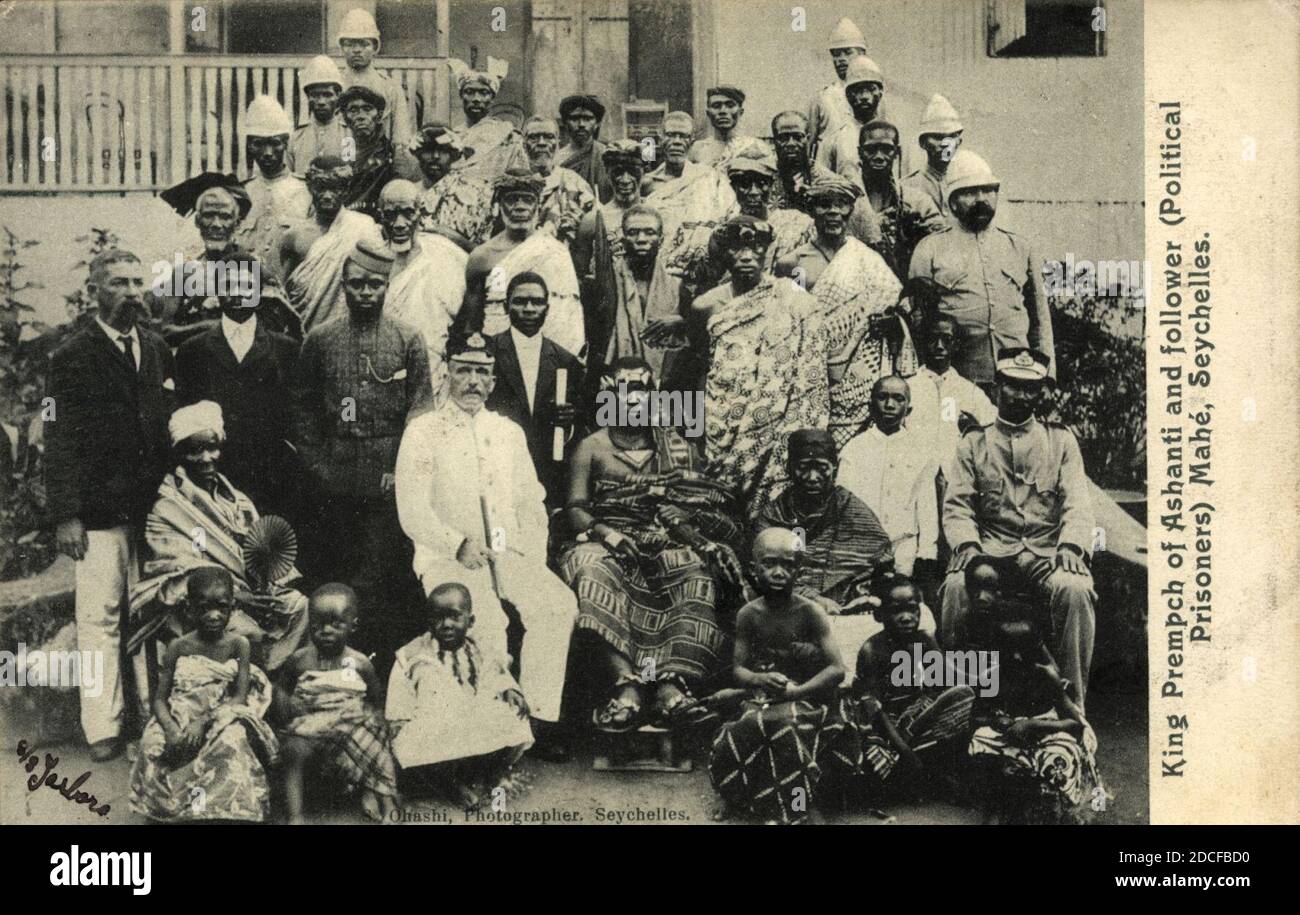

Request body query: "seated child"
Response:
[386, 583, 533, 809]
[277, 583, 400, 824]
[853, 574, 973, 795]
[129, 567, 279, 822]
[961, 556, 1106, 824]
[708, 527, 859, 825]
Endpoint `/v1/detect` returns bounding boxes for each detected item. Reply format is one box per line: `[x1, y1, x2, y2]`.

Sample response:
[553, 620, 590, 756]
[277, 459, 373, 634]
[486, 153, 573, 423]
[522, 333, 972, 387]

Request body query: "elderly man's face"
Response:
[309, 174, 347, 218]
[523, 121, 560, 169]
[91, 259, 146, 329]
[341, 261, 387, 316]
[180, 430, 222, 489]
[950, 186, 998, 232]
[812, 197, 853, 238]
[460, 85, 494, 121]
[772, 117, 809, 166]
[247, 134, 288, 176]
[830, 46, 864, 80]
[791, 455, 836, 501]
[622, 212, 662, 261]
[920, 132, 962, 170]
[846, 81, 883, 120]
[730, 173, 771, 216]
[447, 361, 495, 412]
[415, 146, 456, 184]
[705, 96, 741, 131]
[506, 281, 549, 337]
[342, 99, 381, 140]
[498, 189, 539, 229]
[196, 195, 240, 252]
[306, 84, 340, 123]
[609, 162, 643, 202]
[859, 127, 898, 177]
[340, 37, 376, 70]
[661, 125, 692, 163]
[563, 109, 600, 148]
[379, 197, 418, 252]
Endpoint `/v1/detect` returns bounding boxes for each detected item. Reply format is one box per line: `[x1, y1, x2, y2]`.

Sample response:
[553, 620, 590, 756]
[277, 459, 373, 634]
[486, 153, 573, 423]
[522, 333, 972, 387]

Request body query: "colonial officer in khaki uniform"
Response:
[908, 150, 1054, 387]
[939, 348, 1096, 706]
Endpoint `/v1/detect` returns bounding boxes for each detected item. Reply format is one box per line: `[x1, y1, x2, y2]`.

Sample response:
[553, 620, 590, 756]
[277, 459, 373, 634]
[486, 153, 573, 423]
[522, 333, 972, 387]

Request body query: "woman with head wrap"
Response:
[127, 401, 309, 677]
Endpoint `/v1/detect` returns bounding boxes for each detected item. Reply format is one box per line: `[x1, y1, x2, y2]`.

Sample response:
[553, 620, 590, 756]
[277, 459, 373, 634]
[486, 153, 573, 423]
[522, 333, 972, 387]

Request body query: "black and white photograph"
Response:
[3, 0, 1278, 842]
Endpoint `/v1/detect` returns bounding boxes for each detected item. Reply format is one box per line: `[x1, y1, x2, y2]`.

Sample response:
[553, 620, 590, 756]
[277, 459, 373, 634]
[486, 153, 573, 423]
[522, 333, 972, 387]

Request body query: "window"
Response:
[57, 0, 169, 55]
[376, 0, 441, 58]
[185, 0, 326, 55]
[988, 0, 1106, 58]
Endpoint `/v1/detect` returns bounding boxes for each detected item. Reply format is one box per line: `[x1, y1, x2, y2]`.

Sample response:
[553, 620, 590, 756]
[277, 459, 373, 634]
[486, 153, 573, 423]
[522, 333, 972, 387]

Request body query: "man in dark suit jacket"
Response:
[175, 263, 300, 521]
[486, 271, 584, 511]
[45, 250, 176, 761]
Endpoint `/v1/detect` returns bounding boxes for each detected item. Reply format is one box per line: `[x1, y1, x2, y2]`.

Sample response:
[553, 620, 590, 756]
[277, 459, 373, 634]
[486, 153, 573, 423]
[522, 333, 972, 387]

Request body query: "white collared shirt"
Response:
[221, 313, 258, 364]
[96, 317, 140, 371]
[510, 326, 544, 413]
[838, 424, 940, 574]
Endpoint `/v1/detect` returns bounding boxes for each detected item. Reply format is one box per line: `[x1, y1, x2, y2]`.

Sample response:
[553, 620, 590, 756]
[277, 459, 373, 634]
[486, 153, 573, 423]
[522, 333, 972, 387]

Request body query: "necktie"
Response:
[119, 334, 136, 370]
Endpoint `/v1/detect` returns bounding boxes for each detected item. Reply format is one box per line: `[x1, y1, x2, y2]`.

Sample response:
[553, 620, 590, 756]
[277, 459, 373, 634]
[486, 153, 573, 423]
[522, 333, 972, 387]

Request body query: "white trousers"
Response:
[74, 526, 137, 744]
[417, 552, 578, 722]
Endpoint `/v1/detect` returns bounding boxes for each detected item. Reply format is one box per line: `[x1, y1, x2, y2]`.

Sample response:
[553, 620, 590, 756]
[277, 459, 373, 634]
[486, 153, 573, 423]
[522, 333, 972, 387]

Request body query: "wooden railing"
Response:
[1, 55, 449, 192]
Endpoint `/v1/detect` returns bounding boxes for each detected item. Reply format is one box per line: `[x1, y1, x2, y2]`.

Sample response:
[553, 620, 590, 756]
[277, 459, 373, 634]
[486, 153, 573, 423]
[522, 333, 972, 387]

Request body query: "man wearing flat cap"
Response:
[688, 85, 768, 173]
[395, 330, 579, 754]
[939, 347, 1096, 707]
[290, 238, 432, 663]
[558, 94, 614, 203]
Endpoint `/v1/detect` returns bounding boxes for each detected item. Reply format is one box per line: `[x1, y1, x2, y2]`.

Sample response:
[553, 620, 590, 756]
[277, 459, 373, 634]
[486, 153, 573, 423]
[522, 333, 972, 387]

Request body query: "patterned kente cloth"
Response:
[752, 486, 894, 606]
[560, 429, 745, 683]
[130, 655, 279, 822]
[811, 237, 916, 447]
[710, 691, 862, 824]
[858, 686, 976, 784]
[704, 278, 829, 513]
[969, 716, 1104, 815]
[283, 667, 399, 798]
[418, 172, 496, 248]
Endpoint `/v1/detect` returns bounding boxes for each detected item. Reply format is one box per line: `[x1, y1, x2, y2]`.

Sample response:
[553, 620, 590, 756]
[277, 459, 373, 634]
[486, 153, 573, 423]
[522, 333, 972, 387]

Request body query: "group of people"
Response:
[45, 10, 1113, 824]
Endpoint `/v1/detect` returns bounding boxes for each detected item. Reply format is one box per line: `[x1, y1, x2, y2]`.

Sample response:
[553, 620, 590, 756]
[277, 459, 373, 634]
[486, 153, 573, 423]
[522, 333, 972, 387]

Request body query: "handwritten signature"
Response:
[16, 740, 111, 818]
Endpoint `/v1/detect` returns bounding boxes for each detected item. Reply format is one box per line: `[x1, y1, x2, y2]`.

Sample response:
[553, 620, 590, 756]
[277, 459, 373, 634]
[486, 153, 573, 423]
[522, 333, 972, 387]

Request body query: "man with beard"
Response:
[485, 272, 583, 510]
[46, 249, 176, 761]
[290, 240, 431, 662]
[337, 85, 418, 218]
[856, 120, 946, 280]
[461, 167, 584, 357]
[692, 217, 829, 514]
[557, 94, 613, 203]
[336, 8, 415, 175]
[394, 332, 578, 758]
[807, 17, 871, 156]
[642, 111, 737, 279]
[908, 150, 1053, 386]
[289, 55, 350, 177]
[238, 96, 311, 283]
[768, 110, 837, 214]
[450, 65, 519, 179]
[174, 246, 301, 521]
[523, 115, 596, 245]
[412, 123, 494, 250]
[939, 348, 1095, 706]
[816, 55, 887, 189]
[776, 174, 913, 448]
[280, 155, 383, 333]
[903, 94, 964, 219]
[375, 179, 466, 397]
[687, 86, 767, 173]
[572, 140, 646, 278]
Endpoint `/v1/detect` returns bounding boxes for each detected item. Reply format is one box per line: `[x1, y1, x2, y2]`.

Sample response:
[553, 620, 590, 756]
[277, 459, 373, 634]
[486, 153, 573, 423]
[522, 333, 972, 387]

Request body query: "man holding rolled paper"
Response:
[486, 271, 585, 512]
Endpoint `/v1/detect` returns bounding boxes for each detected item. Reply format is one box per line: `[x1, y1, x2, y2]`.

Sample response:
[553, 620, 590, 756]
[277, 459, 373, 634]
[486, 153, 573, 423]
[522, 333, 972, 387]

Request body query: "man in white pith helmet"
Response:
[289, 54, 351, 178]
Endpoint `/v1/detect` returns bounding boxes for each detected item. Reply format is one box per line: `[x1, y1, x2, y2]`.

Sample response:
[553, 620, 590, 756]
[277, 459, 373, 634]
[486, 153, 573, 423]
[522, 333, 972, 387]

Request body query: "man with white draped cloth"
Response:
[280, 156, 383, 333]
[776, 174, 915, 447]
[461, 167, 585, 357]
[375, 179, 465, 397]
[394, 333, 578, 755]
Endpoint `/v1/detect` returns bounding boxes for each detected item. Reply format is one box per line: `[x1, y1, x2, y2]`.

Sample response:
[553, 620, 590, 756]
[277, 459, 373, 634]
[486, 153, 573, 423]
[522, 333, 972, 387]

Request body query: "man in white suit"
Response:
[394, 332, 577, 758]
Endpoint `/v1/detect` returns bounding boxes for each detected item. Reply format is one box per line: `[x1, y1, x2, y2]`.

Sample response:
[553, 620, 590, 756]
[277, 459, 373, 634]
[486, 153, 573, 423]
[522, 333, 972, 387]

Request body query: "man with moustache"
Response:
[557, 94, 613, 203]
[807, 17, 871, 156]
[395, 332, 579, 757]
[486, 272, 583, 510]
[281, 155, 383, 333]
[523, 115, 596, 245]
[687, 86, 766, 173]
[289, 240, 431, 659]
[461, 166, 584, 357]
[855, 120, 945, 280]
[289, 55, 349, 177]
[902, 94, 965, 219]
[816, 56, 888, 189]
[375, 179, 465, 396]
[642, 111, 736, 278]
[46, 249, 176, 761]
[908, 150, 1053, 386]
[238, 96, 311, 283]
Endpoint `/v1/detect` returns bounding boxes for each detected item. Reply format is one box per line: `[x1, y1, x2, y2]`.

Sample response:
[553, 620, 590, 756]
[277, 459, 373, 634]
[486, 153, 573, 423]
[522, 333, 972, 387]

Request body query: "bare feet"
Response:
[360, 789, 383, 823]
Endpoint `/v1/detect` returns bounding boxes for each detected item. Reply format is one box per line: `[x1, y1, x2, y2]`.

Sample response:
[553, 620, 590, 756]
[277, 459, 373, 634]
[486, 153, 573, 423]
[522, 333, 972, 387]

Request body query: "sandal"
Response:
[592, 675, 643, 733]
